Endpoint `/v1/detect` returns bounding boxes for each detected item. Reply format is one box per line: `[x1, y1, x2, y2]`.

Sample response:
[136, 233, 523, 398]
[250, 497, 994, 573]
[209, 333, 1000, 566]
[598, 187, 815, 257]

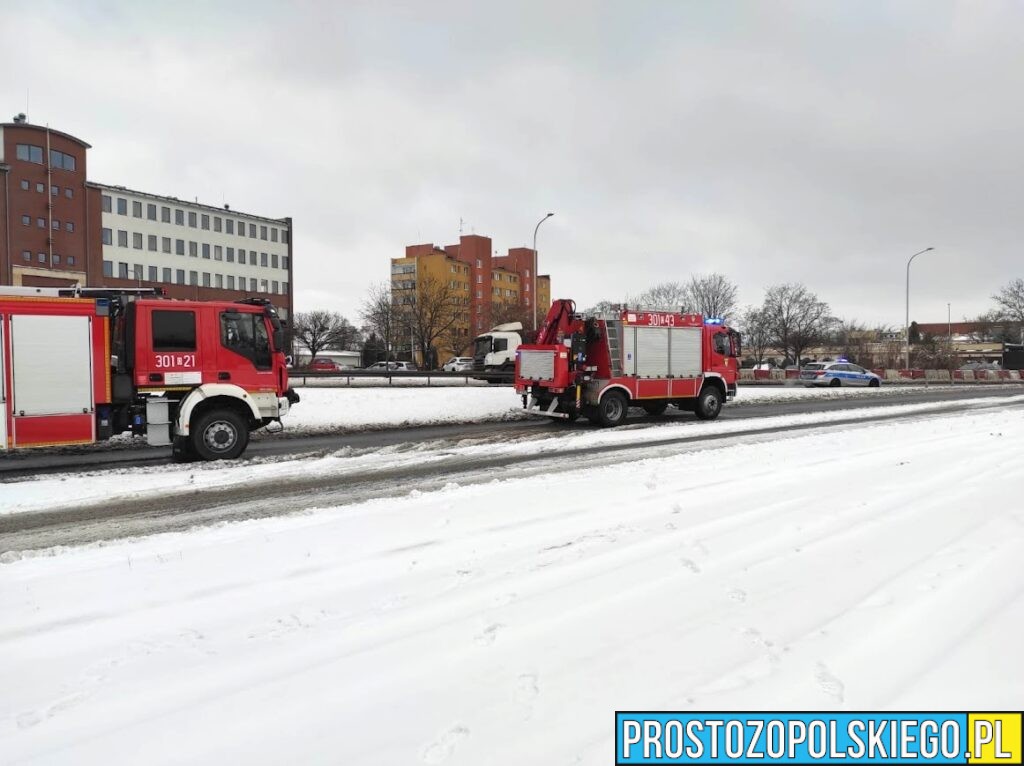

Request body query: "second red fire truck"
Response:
[515, 299, 741, 425]
[0, 286, 298, 461]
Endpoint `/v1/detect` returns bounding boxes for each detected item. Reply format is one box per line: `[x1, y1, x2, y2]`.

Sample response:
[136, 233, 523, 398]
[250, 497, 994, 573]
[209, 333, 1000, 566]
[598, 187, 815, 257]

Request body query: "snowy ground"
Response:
[2, 405, 1022, 764]
[283, 383, 938, 432]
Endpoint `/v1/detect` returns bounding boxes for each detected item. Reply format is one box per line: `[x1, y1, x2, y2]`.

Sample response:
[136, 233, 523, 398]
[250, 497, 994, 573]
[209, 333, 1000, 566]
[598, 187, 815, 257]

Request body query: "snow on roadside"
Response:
[3, 394, 1021, 518]
[1, 409, 1022, 764]
[283, 382, 939, 433]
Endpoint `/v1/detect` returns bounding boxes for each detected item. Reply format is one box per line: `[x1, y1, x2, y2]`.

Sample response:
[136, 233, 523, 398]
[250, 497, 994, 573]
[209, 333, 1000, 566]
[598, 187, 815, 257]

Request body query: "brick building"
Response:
[391, 234, 551, 364]
[0, 115, 293, 319]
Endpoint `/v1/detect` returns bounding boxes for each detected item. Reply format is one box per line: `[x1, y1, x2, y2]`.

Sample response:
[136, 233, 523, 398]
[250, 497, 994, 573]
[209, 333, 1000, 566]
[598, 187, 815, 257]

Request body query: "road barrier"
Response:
[738, 368, 1024, 385]
[289, 369, 512, 387]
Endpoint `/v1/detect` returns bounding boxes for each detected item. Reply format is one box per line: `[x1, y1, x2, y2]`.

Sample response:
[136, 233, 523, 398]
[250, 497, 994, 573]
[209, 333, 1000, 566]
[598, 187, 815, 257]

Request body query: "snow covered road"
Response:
[1, 405, 1023, 764]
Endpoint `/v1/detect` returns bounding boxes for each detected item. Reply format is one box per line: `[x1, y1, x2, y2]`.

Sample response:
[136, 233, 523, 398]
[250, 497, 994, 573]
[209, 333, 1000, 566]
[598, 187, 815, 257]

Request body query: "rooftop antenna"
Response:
[459, 217, 463, 235]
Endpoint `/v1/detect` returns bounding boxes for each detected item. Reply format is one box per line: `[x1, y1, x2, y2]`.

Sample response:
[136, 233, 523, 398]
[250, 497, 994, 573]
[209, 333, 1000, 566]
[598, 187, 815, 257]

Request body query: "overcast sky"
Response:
[3, 0, 1022, 326]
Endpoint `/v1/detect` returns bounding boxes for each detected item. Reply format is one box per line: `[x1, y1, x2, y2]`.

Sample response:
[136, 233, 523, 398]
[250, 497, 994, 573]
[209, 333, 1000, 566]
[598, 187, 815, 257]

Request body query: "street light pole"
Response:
[532, 212, 554, 332]
[905, 247, 934, 369]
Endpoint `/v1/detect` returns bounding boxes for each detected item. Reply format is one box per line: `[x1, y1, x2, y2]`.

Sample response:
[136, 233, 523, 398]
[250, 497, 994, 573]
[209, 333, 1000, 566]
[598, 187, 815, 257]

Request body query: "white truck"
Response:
[472, 321, 523, 382]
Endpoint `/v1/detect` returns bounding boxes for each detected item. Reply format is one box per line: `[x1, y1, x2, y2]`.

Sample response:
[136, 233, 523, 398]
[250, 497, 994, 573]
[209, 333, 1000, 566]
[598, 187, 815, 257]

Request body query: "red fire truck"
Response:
[0, 286, 298, 461]
[514, 299, 741, 425]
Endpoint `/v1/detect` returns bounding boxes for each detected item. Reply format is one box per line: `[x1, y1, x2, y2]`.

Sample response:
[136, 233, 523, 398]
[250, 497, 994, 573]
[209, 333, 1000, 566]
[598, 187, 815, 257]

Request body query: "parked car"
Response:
[308, 357, 340, 371]
[442, 356, 474, 372]
[800, 361, 881, 387]
[366, 361, 418, 371]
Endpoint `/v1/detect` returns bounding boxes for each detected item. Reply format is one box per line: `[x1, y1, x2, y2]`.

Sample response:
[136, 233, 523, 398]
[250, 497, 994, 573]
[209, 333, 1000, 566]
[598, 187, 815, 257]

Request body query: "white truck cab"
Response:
[472, 321, 523, 381]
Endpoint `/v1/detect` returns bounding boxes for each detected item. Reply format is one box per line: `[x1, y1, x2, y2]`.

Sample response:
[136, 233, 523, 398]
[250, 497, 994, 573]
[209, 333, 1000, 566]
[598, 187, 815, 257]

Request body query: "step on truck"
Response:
[514, 299, 741, 425]
[0, 286, 299, 461]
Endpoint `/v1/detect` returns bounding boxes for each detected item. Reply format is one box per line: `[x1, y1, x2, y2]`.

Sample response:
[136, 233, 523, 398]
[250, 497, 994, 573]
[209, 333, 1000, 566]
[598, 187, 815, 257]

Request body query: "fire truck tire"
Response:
[642, 402, 669, 416]
[694, 386, 723, 421]
[597, 390, 629, 427]
[191, 408, 250, 461]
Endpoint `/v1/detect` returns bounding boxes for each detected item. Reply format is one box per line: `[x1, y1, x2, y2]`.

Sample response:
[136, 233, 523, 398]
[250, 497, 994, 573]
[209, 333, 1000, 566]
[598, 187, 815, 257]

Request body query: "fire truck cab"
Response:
[514, 299, 741, 426]
[0, 286, 298, 461]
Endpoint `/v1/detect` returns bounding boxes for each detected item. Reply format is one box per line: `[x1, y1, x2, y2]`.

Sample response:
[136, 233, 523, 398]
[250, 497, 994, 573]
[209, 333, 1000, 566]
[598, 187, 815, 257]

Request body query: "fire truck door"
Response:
[0, 318, 6, 450]
[216, 310, 274, 391]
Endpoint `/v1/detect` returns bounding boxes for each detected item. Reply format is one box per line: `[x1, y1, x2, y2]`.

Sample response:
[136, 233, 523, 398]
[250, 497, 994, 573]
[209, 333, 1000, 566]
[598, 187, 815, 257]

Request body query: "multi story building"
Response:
[0, 115, 293, 319]
[391, 233, 551, 365]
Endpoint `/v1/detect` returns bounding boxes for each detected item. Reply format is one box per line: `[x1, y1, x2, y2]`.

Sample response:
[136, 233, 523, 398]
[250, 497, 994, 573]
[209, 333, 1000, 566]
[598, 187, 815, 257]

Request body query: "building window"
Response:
[188, 211, 197, 228]
[227, 275, 235, 290]
[37, 253, 46, 263]
[162, 267, 172, 282]
[117, 230, 128, 247]
[161, 206, 171, 223]
[147, 203, 157, 221]
[226, 247, 234, 263]
[16, 144, 44, 163]
[202, 243, 211, 259]
[238, 220, 246, 237]
[66, 221, 74, 233]
[238, 248, 245, 263]
[214, 245, 223, 261]
[283, 282, 289, 293]
[52, 219, 60, 230]
[226, 219, 234, 235]
[190, 270, 198, 286]
[249, 223, 257, 238]
[117, 198, 127, 215]
[476, 274, 482, 283]
[148, 265, 158, 282]
[21, 215, 30, 226]
[134, 264, 143, 281]
[102, 194, 112, 212]
[272, 228, 279, 242]
[176, 269, 185, 284]
[260, 225, 268, 240]
[260, 252, 268, 267]
[51, 185, 58, 196]
[162, 237, 171, 253]
[133, 232, 143, 249]
[118, 262, 129, 279]
[176, 239, 185, 255]
[148, 235, 158, 251]
[21, 250, 30, 261]
[202, 272, 211, 287]
[260, 279, 268, 292]
[132, 200, 142, 218]
[201, 214, 210, 230]
[250, 278, 257, 291]
[20, 180, 29, 190]
[103, 261, 113, 277]
[189, 241, 198, 257]
[214, 216, 222, 233]
[68, 256, 75, 266]
[175, 209, 184, 225]
[272, 280, 279, 293]
[215, 274, 223, 289]
[271, 253, 279, 268]
[250, 252, 257, 266]
[65, 188, 73, 199]
[48, 149, 76, 171]
[53, 255, 61, 266]
[283, 256, 290, 269]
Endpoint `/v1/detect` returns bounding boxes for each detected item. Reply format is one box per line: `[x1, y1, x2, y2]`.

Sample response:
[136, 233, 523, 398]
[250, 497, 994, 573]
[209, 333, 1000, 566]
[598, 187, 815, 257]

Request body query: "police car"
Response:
[800, 360, 881, 387]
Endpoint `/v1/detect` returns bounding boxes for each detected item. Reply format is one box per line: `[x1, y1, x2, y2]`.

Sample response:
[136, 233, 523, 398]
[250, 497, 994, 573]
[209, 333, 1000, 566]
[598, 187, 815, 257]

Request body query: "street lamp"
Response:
[905, 247, 934, 369]
[532, 212, 554, 331]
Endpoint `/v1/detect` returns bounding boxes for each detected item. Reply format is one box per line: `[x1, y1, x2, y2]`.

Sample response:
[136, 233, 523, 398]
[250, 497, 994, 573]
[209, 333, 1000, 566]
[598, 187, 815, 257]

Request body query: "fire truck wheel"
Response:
[694, 386, 723, 421]
[642, 402, 669, 417]
[597, 390, 628, 427]
[192, 408, 250, 461]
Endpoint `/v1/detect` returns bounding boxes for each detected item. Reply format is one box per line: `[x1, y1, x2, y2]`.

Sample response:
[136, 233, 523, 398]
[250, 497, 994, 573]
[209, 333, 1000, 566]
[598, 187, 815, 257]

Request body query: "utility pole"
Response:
[532, 213, 554, 332]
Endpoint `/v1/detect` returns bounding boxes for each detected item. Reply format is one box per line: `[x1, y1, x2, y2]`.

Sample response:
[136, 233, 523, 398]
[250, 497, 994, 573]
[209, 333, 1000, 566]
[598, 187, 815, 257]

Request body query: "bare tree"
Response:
[406, 273, 462, 369]
[292, 310, 359, 362]
[686, 273, 738, 319]
[632, 282, 692, 312]
[993, 278, 1024, 323]
[761, 283, 832, 368]
[360, 281, 399, 362]
[737, 306, 772, 367]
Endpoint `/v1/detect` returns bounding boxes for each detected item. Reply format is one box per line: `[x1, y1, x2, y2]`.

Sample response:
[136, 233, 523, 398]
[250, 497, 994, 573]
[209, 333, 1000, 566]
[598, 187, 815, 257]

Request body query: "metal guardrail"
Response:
[289, 369, 513, 386]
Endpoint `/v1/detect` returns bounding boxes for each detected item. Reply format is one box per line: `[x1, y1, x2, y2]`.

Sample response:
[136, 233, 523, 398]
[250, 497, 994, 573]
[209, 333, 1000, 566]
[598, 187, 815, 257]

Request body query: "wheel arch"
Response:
[699, 375, 727, 399]
[174, 384, 262, 437]
[593, 383, 634, 405]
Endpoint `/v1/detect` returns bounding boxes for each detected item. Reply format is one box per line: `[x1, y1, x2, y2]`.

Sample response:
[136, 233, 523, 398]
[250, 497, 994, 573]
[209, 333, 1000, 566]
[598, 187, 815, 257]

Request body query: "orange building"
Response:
[391, 234, 551, 365]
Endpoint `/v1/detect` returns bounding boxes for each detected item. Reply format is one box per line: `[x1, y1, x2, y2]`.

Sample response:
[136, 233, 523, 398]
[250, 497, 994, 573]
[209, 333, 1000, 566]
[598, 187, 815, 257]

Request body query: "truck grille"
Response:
[518, 350, 555, 381]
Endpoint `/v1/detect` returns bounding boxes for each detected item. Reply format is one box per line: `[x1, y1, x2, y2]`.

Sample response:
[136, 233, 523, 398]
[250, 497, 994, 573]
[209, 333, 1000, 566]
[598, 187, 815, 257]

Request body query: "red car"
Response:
[308, 357, 339, 371]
